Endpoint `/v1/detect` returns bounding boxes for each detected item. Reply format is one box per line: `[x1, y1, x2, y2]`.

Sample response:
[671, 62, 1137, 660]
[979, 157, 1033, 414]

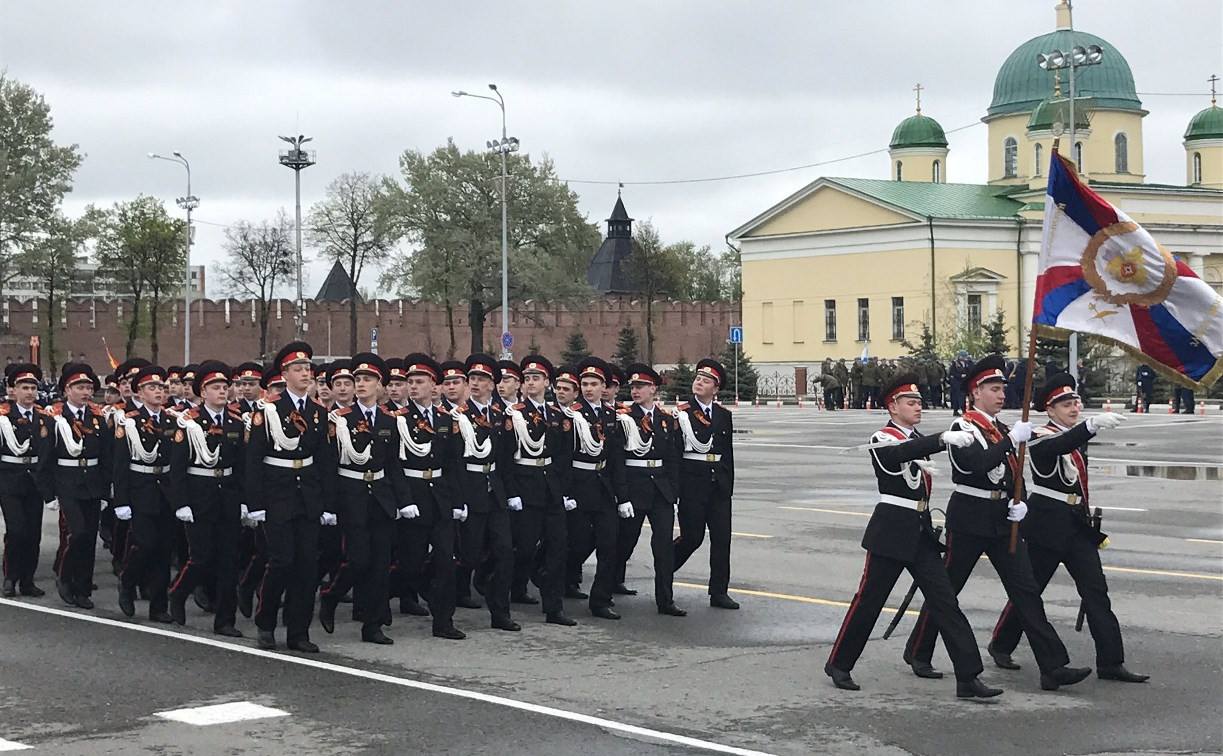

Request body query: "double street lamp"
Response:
[148, 151, 198, 363]
[452, 84, 518, 359]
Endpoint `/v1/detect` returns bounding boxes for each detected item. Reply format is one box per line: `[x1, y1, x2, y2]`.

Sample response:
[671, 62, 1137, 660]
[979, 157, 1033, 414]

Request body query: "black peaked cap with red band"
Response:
[466, 353, 500, 382]
[624, 363, 660, 386]
[272, 341, 313, 371]
[880, 372, 923, 407]
[403, 353, 441, 382]
[193, 360, 232, 397]
[962, 354, 1008, 393]
[1034, 371, 1079, 412]
[59, 362, 100, 393]
[695, 358, 726, 387]
[519, 355, 553, 381]
[351, 352, 389, 386]
[5, 362, 41, 387]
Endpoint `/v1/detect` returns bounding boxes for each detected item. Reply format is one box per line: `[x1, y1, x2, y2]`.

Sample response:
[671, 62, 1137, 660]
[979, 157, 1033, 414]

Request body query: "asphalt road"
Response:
[1, 407, 1220, 755]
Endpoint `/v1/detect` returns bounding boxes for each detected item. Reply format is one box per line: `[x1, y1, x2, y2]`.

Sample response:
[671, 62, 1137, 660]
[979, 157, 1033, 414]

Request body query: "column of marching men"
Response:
[0, 341, 739, 651]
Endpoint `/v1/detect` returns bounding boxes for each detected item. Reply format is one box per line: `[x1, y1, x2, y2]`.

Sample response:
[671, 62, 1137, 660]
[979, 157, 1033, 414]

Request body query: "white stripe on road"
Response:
[0, 739, 31, 752]
[155, 701, 289, 726]
[0, 599, 776, 756]
[1091, 457, 1223, 468]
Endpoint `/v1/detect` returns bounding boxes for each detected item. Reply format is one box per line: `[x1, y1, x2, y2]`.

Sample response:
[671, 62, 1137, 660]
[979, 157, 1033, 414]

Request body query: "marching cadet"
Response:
[603, 364, 625, 406]
[563, 357, 629, 620]
[317, 361, 355, 585]
[903, 355, 1092, 691]
[313, 362, 332, 407]
[824, 374, 1001, 698]
[246, 342, 335, 652]
[987, 374, 1146, 683]
[550, 365, 588, 600]
[1, 363, 51, 598]
[108, 357, 150, 575]
[672, 358, 740, 610]
[438, 360, 468, 410]
[384, 358, 408, 412]
[233, 362, 263, 414]
[327, 360, 355, 410]
[166, 366, 187, 409]
[318, 353, 406, 645]
[495, 360, 522, 410]
[237, 363, 285, 619]
[505, 356, 576, 625]
[166, 361, 245, 637]
[393, 353, 467, 640]
[112, 365, 177, 623]
[611, 364, 685, 616]
[180, 365, 201, 407]
[47, 364, 110, 609]
[451, 354, 519, 631]
[103, 374, 121, 407]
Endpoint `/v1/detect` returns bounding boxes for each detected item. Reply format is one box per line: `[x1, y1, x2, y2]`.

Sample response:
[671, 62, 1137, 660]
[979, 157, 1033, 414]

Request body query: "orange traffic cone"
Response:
[1136, 396, 1144, 414]
[1104, 397, 1112, 412]
[1199, 404, 1206, 416]
[1167, 402, 1174, 415]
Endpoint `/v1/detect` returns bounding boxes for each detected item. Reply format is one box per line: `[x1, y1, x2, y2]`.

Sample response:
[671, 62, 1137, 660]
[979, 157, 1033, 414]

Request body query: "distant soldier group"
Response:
[819, 356, 947, 410]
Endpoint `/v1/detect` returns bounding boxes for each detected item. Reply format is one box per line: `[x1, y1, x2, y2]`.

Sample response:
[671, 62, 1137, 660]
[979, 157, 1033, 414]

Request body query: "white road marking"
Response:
[1092, 457, 1223, 468]
[0, 599, 777, 756]
[154, 701, 289, 726]
[0, 739, 31, 752]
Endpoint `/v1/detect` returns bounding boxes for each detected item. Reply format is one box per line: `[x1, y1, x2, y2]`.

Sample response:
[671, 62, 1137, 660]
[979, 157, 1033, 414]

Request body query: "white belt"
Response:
[404, 468, 443, 480]
[0, 454, 37, 465]
[58, 457, 99, 468]
[466, 462, 496, 473]
[188, 466, 233, 478]
[572, 460, 606, 471]
[626, 459, 664, 469]
[129, 463, 166, 475]
[263, 456, 313, 469]
[515, 456, 552, 467]
[339, 468, 384, 482]
[683, 452, 722, 462]
[1029, 484, 1082, 505]
[953, 483, 1007, 500]
[878, 494, 928, 511]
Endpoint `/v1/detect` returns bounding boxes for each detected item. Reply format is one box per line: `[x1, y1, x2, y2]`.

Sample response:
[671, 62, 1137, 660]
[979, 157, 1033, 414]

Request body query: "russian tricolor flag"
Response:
[1033, 151, 1223, 390]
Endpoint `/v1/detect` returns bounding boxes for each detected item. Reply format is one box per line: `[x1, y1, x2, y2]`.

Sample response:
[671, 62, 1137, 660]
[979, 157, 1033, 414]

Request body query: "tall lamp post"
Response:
[149, 151, 198, 363]
[278, 135, 316, 341]
[452, 84, 519, 358]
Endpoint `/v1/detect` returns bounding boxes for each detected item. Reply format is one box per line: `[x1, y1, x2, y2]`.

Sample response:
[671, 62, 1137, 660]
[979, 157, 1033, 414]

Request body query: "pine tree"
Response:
[717, 342, 759, 402]
[611, 326, 640, 368]
[663, 352, 695, 401]
[560, 330, 590, 365]
[984, 310, 1010, 355]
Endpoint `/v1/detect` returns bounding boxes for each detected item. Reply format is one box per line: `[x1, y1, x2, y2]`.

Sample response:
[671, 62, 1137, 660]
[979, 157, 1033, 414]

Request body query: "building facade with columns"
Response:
[730, 2, 1223, 371]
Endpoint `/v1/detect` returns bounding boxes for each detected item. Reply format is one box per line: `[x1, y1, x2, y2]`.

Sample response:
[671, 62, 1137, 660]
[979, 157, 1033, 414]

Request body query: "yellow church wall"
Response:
[987, 114, 1032, 185]
[746, 186, 913, 237]
[742, 245, 1022, 361]
[1202, 252, 1223, 294]
[990, 110, 1145, 185]
[1185, 142, 1223, 189]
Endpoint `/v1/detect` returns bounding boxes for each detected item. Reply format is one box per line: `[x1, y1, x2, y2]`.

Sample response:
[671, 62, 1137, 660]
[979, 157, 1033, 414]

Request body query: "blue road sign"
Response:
[729, 326, 743, 344]
[501, 331, 514, 349]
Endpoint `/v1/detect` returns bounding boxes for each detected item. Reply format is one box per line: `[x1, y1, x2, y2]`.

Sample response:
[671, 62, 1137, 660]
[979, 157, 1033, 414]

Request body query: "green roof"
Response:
[1185, 104, 1223, 142]
[828, 178, 1025, 220]
[889, 114, 948, 149]
[988, 29, 1143, 117]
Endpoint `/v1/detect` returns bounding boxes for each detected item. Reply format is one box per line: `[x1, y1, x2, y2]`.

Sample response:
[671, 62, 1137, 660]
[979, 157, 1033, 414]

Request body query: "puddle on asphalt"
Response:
[1095, 465, 1222, 481]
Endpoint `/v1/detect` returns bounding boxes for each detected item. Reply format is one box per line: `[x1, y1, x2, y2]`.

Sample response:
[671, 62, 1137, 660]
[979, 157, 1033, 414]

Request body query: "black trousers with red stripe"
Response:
[55, 497, 100, 598]
[828, 540, 984, 681]
[456, 505, 514, 621]
[1, 475, 43, 585]
[510, 503, 567, 615]
[255, 509, 320, 640]
[120, 504, 176, 615]
[905, 530, 1071, 674]
[990, 532, 1124, 667]
[169, 508, 241, 630]
[321, 493, 394, 636]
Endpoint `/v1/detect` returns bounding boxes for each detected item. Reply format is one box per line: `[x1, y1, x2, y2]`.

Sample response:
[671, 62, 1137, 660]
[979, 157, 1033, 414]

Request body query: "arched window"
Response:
[895, 161, 903, 181]
[932, 160, 941, 183]
[1114, 133, 1129, 173]
[1074, 141, 1084, 171]
[1193, 152, 1203, 184]
[1003, 137, 1018, 178]
[1034, 143, 1044, 176]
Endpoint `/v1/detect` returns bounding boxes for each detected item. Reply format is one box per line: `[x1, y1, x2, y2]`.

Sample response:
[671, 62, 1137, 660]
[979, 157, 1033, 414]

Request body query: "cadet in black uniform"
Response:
[903, 355, 1091, 691]
[672, 358, 740, 610]
[611, 364, 685, 616]
[988, 373, 1146, 683]
[825, 374, 1001, 697]
[246, 342, 335, 652]
[319, 353, 407, 645]
[1, 364, 51, 598]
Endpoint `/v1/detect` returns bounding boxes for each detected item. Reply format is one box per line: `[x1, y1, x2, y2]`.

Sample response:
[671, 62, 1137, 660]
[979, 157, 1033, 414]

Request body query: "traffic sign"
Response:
[729, 326, 743, 345]
[370, 327, 379, 354]
[501, 331, 514, 349]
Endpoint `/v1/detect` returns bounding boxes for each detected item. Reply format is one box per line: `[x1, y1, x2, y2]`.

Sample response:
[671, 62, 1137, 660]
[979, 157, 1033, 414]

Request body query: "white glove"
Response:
[617, 502, 635, 519]
[940, 430, 974, 448]
[673, 502, 679, 517]
[1008, 420, 1033, 445]
[45, 498, 59, 512]
[562, 497, 577, 512]
[1007, 500, 1028, 522]
[175, 506, 194, 523]
[398, 504, 419, 520]
[241, 503, 250, 520]
[248, 509, 267, 523]
[507, 496, 523, 511]
[1087, 412, 1125, 433]
[114, 505, 133, 521]
[320, 512, 337, 526]
[913, 459, 940, 476]
[100, 499, 109, 511]
[453, 505, 468, 522]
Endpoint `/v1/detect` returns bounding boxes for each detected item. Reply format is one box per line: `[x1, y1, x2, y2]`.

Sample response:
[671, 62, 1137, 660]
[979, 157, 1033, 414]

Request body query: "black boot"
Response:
[169, 593, 188, 626]
[987, 642, 1021, 670]
[257, 629, 277, 650]
[1097, 664, 1149, 683]
[824, 662, 860, 691]
[1, 579, 15, 598]
[546, 612, 577, 626]
[709, 594, 740, 610]
[956, 677, 1004, 698]
[903, 651, 944, 679]
[118, 586, 135, 618]
[612, 583, 637, 596]
[1040, 666, 1092, 691]
[319, 595, 337, 634]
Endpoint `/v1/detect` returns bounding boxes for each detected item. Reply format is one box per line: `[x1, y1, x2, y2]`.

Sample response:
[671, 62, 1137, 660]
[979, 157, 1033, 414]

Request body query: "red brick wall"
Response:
[3, 296, 738, 369]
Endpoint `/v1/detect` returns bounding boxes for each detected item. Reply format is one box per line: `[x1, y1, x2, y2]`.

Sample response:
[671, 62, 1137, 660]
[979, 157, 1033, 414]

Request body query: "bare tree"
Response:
[218, 211, 294, 360]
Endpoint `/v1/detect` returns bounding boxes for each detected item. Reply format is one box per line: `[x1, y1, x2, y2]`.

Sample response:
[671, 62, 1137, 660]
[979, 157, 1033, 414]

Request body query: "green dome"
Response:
[1184, 105, 1223, 141]
[889, 114, 948, 149]
[1027, 95, 1092, 132]
[988, 29, 1143, 118]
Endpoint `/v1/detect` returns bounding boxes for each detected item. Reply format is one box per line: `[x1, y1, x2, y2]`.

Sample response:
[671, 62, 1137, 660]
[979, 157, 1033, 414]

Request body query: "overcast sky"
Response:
[2, 0, 1220, 297]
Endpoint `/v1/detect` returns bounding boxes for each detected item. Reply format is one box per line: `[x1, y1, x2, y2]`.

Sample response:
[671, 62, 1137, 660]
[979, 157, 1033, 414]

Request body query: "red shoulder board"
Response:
[47, 403, 64, 417]
[227, 401, 242, 412]
[335, 406, 353, 416]
[436, 405, 451, 416]
[570, 401, 584, 411]
[654, 403, 674, 417]
[126, 409, 141, 418]
[32, 405, 49, 416]
[513, 402, 526, 410]
[186, 408, 201, 420]
[87, 401, 106, 412]
[456, 403, 470, 414]
[616, 406, 631, 415]
[377, 405, 394, 415]
[961, 411, 1004, 444]
[311, 398, 328, 409]
[877, 426, 907, 441]
[676, 402, 691, 411]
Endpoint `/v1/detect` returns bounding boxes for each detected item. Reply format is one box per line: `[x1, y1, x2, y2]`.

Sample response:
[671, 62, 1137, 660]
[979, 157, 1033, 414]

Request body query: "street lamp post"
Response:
[278, 135, 316, 341]
[149, 151, 198, 363]
[452, 85, 519, 359]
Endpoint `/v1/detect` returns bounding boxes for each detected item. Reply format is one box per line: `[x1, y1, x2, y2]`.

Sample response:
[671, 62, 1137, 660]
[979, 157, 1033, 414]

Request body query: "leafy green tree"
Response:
[218, 211, 295, 360]
[611, 326, 639, 368]
[18, 211, 87, 374]
[560, 330, 590, 366]
[717, 341, 758, 403]
[91, 196, 185, 361]
[308, 172, 399, 356]
[383, 140, 599, 355]
[0, 74, 83, 309]
[663, 352, 695, 401]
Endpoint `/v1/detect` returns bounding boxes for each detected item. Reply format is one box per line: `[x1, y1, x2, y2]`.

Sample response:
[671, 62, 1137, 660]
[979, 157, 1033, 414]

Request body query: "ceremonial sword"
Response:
[1075, 506, 1104, 632]
[882, 523, 944, 640]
